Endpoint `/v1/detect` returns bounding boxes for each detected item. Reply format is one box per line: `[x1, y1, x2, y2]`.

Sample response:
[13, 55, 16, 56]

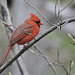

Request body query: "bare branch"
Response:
[24, 0, 54, 26]
[58, 0, 73, 14]
[12, 46, 29, 75]
[0, 0, 75, 74]
[33, 46, 59, 75]
[0, 1, 29, 75]
[55, 0, 73, 29]
[0, 17, 75, 73]
[55, 0, 62, 29]
[55, 0, 58, 22]
[55, 0, 61, 23]
[69, 60, 74, 75]
[33, 45, 68, 75]
[58, 0, 61, 21]
[57, 48, 60, 63]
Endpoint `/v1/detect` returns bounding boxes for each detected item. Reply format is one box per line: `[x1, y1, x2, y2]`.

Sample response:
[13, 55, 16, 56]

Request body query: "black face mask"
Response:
[36, 21, 40, 27]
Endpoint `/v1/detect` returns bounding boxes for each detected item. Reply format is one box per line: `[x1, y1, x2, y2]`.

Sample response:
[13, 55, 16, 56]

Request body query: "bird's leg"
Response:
[23, 43, 30, 49]
[23, 44, 29, 50]
[23, 44, 26, 48]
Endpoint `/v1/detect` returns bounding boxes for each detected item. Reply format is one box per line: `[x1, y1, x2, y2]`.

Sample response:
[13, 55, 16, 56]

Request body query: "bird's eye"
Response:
[36, 21, 40, 25]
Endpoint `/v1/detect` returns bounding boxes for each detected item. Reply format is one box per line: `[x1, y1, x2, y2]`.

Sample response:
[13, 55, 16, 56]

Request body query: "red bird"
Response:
[0, 13, 43, 66]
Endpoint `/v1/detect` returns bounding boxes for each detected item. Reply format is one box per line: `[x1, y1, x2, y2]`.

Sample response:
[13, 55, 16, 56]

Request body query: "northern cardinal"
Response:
[0, 13, 43, 66]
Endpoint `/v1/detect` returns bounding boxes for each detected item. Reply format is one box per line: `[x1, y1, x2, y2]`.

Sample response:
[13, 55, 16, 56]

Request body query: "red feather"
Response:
[0, 13, 43, 66]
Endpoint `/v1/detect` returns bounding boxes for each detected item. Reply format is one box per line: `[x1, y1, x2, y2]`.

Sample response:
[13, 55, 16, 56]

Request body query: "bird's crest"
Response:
[30, 13, 40, 21]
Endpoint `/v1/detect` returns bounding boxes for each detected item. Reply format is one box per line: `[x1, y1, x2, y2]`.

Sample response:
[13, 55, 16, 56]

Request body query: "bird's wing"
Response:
[9, 22, 34, 45]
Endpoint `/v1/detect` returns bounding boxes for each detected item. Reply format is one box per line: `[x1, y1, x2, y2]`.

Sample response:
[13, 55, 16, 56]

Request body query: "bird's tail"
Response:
[0, 45, 13, 66]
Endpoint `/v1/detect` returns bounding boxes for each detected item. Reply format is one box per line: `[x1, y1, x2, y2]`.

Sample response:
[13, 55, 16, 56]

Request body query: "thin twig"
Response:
[55, 0, 59, 22]
[33, 45, 68, 75]
[57, 48, 60, 63]
[2, 21, 36, 40]
[55, 0, 73, 29]
[0, 0, 74, 74]
[55, 0, 62, 29]
[0, 1, 29, 75]
[69, 60, 72, 75]
[33, 45, 59, 75]
[0, 17, 75, 73]
[24, 0, 54, 26]
[58, 0, 73, 14]
[58, 0, 60, 18]
[55, 0, 61, 23]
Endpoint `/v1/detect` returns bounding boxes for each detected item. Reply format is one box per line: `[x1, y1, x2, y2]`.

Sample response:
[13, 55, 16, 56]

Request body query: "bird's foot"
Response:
[23, 44, 26, 48]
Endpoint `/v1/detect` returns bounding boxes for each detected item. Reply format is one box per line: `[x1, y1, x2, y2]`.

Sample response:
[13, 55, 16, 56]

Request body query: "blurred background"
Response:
[0, 0, 75, 75]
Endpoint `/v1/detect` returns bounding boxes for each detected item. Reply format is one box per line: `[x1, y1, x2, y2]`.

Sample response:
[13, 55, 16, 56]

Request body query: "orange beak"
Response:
[39, 22, 43, 25]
